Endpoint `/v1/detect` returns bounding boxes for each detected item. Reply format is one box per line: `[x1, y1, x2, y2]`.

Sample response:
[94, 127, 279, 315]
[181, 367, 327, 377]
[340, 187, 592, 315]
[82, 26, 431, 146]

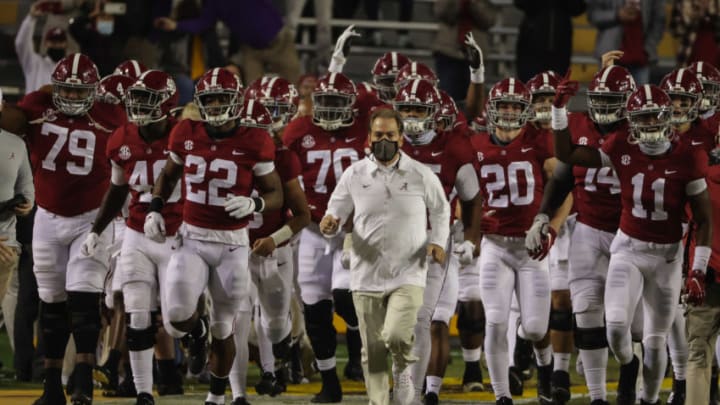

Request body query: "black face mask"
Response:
[371, 139, 398, 162]
[47, 48, 66, 62]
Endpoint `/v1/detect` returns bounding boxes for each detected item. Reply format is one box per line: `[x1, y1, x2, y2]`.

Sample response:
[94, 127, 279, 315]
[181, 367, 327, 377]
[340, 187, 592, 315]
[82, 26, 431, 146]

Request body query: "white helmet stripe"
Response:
[131, 60, 141, 77]
[328, 72, 337, 90]
[71, 53, 81, 78]
[676, 68, 686, 87]
[411, 62, 417, 76]
[210, 68, 220, 86]
[643, 84, 653, 105]
[542, 73, 549, 87]
[247, 99, 255, 117]
[509, 78, 515, 95]
[391, 52, 398, 70]
[599, 65, 615, 85]
[698, 61, 705, 75]
[410, 79, 420, 98]
[264, 76, 278, 98]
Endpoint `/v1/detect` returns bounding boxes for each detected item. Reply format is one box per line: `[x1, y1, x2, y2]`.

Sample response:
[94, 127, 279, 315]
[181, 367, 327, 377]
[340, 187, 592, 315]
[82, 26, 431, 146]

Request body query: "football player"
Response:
[471, 77, 569, 405]
[0, 53, 126, 405]
[528, 65, 636, 405]
[283, 72, 370, 402]
[80, 70, 182, 405]
[550, 80, 712, 405]
[147, 67, 284, 405]
[391, 80, 482, 404]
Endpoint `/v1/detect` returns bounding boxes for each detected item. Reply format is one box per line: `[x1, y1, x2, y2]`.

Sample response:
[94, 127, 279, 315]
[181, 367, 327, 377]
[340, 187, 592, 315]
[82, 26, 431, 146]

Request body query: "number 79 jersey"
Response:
[168, 119, 276, 230]
[106, 122, 184, 236]
[283, 116, 368, 223]
[18, 91, 126, 216]
[600, 133, 708, 244]
[470, 126, 554, 237]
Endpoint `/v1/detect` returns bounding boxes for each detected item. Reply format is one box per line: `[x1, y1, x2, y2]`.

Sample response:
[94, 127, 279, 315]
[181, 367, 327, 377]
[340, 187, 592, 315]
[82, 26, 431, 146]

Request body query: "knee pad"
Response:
[67, 292, 102, 354]
[126, 314, 156, 352]
[304, 300, 336, 360]
[332, 289, 358, 327]
[521, 319, 548, 342]
[456, 301, 485, 334]
[40, 300, 71, 359]
[549, 308, 573, 332]
[574, 324, 608, 350]
[644, 334, 666, 351]
[210, 321, 234, 340]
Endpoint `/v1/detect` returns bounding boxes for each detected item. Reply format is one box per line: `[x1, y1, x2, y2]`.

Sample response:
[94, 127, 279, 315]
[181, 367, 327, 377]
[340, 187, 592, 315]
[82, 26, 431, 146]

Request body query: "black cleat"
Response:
[461, 361, 485, 392]
[135, 393, 155, 405]
[254, 372, 283, 397]
[272, 334, 293, 361]
[508, 366, 524, 396]
[92, 363, 118, 391]
[536, 364, 553, 405]
[496, 397, 514, 405]
[616, 356, 640, 405]
[551, 369, 571, 404]
[311, 370, 342, 403]
[103, 376, 137, 398]
[513, 335, 535, 378]
[231, 397, 251, 405]
[424, 392, 439, 405]
[69, 391, 92, 405]
[32, 392, 67, 405]
[186, 316, 209, 375]
[343, 359, 364, 382]
[156, 383, 184, 396]
[666, 378, 685, 405]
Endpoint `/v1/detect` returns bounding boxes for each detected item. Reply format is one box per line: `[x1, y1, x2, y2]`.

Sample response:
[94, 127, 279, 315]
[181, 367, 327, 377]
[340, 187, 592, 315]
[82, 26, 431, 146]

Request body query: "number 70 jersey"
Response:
[470, 126, 553, 237]
[283, 116, 368, 223]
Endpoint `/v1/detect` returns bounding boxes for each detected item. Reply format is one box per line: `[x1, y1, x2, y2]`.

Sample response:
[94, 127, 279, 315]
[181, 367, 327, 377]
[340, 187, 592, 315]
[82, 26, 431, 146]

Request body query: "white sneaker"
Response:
[392, 364, 415, 405]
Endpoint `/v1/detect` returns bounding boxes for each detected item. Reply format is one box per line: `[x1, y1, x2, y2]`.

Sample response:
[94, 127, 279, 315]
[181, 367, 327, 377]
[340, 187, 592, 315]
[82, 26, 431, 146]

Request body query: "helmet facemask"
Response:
[530, 92, 554, 124]
[52, 81, 96, 115]
[667, 92, 700, 124]
[628, 107, 673, 145]
[587, 92, 627, 124]
[373, 74, 397, 103]
[395, 102, 437, 139]
[699, 79, 720, 112]
[195, 90, 242, 127]
[487, 99, 530, 130]
[312, 92, 355, 131]
[126, 87, 169, 126]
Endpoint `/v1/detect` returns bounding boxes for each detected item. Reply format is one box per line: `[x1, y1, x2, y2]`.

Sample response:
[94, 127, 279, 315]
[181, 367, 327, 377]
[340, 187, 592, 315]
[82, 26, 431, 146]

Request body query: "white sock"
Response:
[410, 315, 432, 397]
[129, 348, 154, 395]
[230, 310, 251, 399]
[205, 393, 224, 404]
[553, 352, 571, 372]
[426, 375, 442, 394]
[534, 345, 553, 367]
[255, 310, 276, 373]
[581, 348, 607, 401]
[462, 347, 482, 362]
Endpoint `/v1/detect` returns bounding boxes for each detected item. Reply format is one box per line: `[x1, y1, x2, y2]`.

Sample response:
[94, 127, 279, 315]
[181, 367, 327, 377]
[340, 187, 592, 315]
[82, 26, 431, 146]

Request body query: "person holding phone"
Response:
[15, 1, 68, 94]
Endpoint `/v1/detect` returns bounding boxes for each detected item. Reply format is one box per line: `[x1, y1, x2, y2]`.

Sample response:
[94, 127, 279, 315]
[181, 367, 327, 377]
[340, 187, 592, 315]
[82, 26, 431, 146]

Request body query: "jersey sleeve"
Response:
[168, 119, 194, 160]
[105, 126, 125, 165]
[281, 116, 309, 148]
[16, 91, 51, 121]
[600, 132, 621, 162]
[255, 131, 276, 163]
[277, 149, 302, 183]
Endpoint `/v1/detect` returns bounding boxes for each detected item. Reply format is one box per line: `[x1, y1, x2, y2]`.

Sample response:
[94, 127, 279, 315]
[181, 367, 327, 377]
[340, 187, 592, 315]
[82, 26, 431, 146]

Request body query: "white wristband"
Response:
[343, 232, 353, 250]
[469, 66, 485, 84]
[693, 245, 712, 273]
[270, 224, 294, 247]
[551, 106, 568, 130]
[328, 55, 346, 74]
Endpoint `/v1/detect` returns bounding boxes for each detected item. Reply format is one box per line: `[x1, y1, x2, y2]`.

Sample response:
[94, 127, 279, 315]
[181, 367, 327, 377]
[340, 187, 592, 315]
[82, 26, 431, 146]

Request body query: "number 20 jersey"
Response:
[106, 121, 184, 236]
[470, 126, 553, 237]
[283, 116, 368, 223]
[18, 91, 126, 216]
[168, 119, 275, 230]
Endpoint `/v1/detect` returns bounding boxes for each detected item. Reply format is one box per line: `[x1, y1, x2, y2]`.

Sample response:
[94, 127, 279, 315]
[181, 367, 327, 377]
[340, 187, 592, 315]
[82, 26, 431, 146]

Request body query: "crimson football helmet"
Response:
[372, 52, 411, 102]
[626, 84, 673, 145]
[394, 61, 439, 90]
[194, 67, 244, 126]
[688, 61, 720, 112]
[312, 72, 356, 131]
[51, 53, 100, 115]
[486, 78, 532, 130]
[437, 89, 458, 131]
[96, 74, 135, 105]
[125, 70, 178, 126]
[659, 68, 703, 124]
[393, 79, 441, 137]
[245, 76, 299, 130]
[113, 60, 148, 79]
[238, 98, 273, 130]
[586, 65, 636, 124]
[526, 71, 560, 122]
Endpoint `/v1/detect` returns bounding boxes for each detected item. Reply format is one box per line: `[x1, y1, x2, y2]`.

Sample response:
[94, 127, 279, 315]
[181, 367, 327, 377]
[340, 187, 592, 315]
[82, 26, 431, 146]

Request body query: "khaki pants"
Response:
[237, 26, 301, 85]
[686, 283, 720, 405]
[353, 285, 423, 405]
[0, 251, 19, 350]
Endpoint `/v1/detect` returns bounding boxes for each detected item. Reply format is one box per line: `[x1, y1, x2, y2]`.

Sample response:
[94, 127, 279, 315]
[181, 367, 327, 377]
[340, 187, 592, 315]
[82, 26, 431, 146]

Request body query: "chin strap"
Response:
[638, 140, 671, 156]
[404, 129, 436, 145]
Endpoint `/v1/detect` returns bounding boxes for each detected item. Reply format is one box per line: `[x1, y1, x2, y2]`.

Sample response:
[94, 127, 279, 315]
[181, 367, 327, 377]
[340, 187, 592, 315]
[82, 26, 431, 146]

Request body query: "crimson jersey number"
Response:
[185, 155, 237, 205]
[128, 160, 181, 203]
[40, 122, 96, 175]
[306, 148, 359, 193]
[480, 162, 535, 208]
[630, 173, 668, 221]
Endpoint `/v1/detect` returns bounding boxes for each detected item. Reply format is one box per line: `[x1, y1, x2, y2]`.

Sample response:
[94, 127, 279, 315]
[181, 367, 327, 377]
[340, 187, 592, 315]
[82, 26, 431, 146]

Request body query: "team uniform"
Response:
[164, 119, 275, 341]
[599, 133, 708, 403]
[18, 91, 125, 303]
[470, 125, 553, 399]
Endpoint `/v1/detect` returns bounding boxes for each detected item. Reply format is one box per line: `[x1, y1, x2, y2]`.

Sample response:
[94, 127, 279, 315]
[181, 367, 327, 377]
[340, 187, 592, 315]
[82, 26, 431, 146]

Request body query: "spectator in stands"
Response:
[587, 0, 666, 85]
[432, 0, 497, 108]
[154, 0, 301, 84]
[15, 2, 69, 94]
[514, 0, 586, 82]
[670, 0, 720, 67]
[334, 0, 414, 48]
